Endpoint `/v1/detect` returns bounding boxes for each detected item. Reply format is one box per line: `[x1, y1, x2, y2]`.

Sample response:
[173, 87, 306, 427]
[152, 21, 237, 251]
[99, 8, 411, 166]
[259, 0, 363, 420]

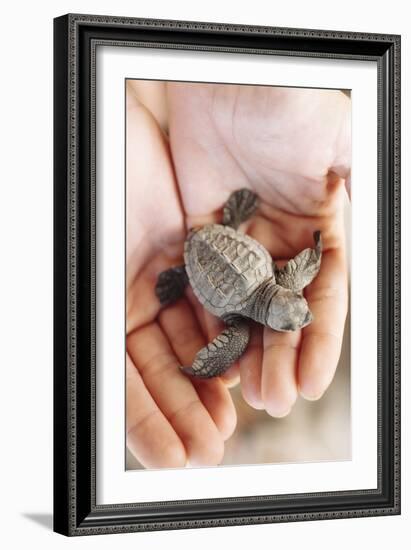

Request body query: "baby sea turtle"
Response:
[155, 189, 322, 378]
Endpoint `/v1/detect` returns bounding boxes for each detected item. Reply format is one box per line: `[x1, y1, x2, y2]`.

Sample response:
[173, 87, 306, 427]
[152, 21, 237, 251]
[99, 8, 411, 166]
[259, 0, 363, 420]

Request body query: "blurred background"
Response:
[126, 80, 351, 470]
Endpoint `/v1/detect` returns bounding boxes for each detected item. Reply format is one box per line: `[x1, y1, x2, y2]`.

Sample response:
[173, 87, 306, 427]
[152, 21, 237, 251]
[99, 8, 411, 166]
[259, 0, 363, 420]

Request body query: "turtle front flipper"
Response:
[222, 188, 258, 229]
[181, 316, 250, 378]
[155, 265, 188, 306]
[274, 231, 323, 292]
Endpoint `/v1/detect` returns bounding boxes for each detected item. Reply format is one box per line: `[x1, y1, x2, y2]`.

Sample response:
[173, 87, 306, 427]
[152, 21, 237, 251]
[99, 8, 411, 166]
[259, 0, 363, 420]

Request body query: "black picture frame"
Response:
[53, 13, 401, 536]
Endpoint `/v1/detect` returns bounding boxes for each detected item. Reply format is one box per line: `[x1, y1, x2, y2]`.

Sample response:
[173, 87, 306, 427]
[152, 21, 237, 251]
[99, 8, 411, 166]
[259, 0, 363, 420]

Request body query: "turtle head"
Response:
[266, 288, 313, 332]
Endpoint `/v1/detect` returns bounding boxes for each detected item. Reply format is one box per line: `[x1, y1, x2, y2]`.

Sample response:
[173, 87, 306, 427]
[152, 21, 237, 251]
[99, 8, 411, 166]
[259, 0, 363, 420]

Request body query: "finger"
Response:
[127, 323, 224, 466]
[158, 299, 237, 440]
[127, 251, 187, 334]
[220, 363, 241, 387]
[261, 327, 301, 417]
[127, 80, 168, 131]
[239, 323, 264, 409]
[126, 354, 186, 468]
[189, 378, 236, 440]
[158, 298, 206, 363]
[126, 85, 185, 285]
[298, 247, 348, 400]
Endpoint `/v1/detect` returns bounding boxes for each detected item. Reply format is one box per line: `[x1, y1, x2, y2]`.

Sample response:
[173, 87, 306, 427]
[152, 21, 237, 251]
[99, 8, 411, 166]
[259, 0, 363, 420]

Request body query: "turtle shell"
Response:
[184, 224, 273, 317]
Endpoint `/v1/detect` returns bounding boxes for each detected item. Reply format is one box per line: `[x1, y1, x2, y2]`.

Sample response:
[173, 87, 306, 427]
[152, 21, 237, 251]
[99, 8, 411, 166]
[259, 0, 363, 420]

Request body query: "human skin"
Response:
[126, 83, 236, 469]
[126, 81, 350, 468]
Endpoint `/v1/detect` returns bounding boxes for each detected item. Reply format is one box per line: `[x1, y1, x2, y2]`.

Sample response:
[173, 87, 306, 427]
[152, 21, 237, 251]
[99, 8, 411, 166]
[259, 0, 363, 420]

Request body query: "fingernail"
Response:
[299, 386, 324, 401]
[242, 388, 264, 410]
[246, 396, 265, 410]
[266, 403, 292, 418]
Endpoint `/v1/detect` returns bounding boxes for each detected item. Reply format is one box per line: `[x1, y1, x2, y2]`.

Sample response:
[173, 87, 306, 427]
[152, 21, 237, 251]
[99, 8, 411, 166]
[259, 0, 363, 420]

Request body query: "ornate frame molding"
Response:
[53, 14, 401, 536]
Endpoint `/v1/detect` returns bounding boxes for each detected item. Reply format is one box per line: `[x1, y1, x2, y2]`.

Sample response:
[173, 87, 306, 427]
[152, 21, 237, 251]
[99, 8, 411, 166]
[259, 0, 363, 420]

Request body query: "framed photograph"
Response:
[53, 14, 400, 536]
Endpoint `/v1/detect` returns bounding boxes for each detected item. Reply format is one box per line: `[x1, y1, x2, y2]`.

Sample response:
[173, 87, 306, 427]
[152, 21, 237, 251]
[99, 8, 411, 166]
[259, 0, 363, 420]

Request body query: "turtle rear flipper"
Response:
[223, 188, 258, 229]
[275, 231, 322, 292]
[181, 316, 250, 378]
[155, 265, 188, 306]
